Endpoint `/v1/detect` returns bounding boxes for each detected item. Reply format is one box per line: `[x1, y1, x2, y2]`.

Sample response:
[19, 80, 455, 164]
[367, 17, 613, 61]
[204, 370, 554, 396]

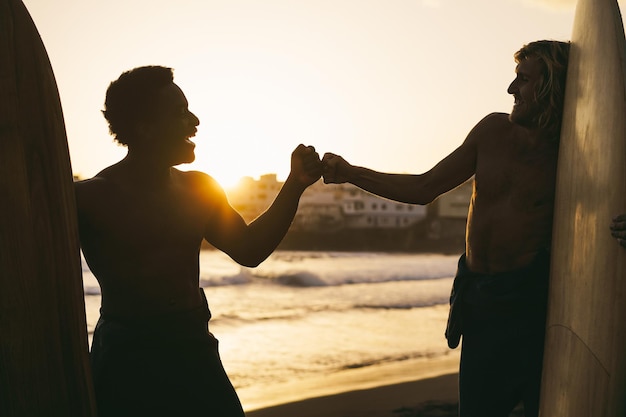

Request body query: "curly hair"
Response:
[514, 40, 571, 139]
[102, 66, 174, 146]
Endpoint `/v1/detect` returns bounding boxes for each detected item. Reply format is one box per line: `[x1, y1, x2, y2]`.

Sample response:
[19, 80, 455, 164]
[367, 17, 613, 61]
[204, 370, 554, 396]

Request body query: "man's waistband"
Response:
[97, 288, 212, 337]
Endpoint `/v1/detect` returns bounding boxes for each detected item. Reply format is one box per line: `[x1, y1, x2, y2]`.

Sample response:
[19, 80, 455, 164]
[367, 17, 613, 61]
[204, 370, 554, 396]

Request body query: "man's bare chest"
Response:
[89, 188, 206, 245]
[475, 154, 557, 210]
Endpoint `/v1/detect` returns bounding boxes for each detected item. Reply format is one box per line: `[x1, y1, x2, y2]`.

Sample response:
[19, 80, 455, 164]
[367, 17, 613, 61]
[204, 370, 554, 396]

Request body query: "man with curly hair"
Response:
[322, 40, 626, 417]
[75, 65, 322, 417]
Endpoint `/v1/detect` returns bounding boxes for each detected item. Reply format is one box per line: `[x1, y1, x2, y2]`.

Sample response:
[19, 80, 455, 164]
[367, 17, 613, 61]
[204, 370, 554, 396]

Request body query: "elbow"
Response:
[239, 258, 263, 268]
[391, 176, 436, 205]
[231, 250, 268, 268]
[221, 235, 274, 267]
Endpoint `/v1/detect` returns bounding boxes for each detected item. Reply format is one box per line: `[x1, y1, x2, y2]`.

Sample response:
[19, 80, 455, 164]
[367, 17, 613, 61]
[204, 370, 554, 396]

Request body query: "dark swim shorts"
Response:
[445, 250, 550, 348]
[90, 289, 244, 417]
[446, 251, 551, 417]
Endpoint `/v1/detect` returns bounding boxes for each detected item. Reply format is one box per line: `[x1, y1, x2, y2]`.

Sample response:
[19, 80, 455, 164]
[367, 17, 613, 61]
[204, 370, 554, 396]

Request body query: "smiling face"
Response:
[507, 56, 545, 129]
[144, 83, 200, 166]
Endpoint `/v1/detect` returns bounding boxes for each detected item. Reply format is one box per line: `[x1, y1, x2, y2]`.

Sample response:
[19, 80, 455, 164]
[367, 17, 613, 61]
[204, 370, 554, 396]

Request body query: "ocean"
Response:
[82, 250, 461, 406]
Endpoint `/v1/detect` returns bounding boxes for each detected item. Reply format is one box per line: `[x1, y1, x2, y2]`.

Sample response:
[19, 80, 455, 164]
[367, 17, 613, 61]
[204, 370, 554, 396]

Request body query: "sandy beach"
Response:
[242, 352, 462, 417]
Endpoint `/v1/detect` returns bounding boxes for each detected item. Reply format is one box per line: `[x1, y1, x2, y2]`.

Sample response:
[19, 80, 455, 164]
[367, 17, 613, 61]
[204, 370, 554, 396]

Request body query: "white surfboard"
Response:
[540, 0, 626, 415]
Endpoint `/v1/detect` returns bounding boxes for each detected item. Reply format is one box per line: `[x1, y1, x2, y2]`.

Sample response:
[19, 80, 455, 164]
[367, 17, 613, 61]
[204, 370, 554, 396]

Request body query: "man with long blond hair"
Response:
[512, 40, 569, 139]
[322, 40, 626, 417]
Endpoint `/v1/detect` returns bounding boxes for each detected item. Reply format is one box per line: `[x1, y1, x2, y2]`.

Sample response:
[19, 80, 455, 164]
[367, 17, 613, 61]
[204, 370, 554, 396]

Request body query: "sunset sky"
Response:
[21, 0, 625, 188]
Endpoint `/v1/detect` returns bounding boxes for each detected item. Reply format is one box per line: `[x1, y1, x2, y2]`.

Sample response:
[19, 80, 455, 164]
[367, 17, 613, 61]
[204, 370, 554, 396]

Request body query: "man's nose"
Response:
[190, 111, 200, 126]
[507, 80, 517, 95]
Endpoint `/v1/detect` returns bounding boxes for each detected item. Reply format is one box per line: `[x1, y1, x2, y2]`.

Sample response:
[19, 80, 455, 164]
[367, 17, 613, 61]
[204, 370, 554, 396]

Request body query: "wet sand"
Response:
[243, 352, 461, 417]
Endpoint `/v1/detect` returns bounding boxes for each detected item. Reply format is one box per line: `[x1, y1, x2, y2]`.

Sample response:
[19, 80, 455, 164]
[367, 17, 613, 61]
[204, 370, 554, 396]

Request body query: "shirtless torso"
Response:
[76, 166, 222, 319]
[465, 112, 558, 273]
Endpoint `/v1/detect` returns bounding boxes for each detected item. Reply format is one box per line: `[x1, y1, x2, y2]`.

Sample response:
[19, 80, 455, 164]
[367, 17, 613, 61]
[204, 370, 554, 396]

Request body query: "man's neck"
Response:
[119, 151, 174, 187]
[513, 122, 558, 150]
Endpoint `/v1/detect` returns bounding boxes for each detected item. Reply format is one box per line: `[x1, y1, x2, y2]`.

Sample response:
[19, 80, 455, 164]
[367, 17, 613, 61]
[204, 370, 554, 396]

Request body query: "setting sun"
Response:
[186, 137, 287, 191]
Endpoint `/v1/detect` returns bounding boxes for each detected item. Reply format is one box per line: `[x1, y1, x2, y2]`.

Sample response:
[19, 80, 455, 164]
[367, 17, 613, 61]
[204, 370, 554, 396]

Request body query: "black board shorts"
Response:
[446, 251, 550, 417]
[90, 290, 244, 417]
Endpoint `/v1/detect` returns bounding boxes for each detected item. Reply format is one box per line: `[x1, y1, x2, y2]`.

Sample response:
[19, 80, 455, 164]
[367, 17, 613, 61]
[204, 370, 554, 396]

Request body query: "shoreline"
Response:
[240, 351, 461, 416]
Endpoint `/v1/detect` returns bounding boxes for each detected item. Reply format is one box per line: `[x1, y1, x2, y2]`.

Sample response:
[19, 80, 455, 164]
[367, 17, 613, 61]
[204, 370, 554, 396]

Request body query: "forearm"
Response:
[241, 176, 305, 265]
[345, 165, 435, 205]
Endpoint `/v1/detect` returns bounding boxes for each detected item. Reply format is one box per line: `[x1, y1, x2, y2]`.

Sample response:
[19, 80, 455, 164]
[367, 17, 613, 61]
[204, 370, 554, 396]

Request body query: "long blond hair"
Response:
[514, 40, 570, 139]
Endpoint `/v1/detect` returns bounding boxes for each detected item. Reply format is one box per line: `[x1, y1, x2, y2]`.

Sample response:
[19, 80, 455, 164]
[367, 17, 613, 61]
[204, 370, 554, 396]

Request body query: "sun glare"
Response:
[186, 149, 250, 191]
[175, 66, 313, 192]
[185, 131, 289, 192]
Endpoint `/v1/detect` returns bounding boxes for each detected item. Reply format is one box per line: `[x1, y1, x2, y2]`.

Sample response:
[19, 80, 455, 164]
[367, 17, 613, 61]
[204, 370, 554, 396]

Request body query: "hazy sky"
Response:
[21, 0, 625, 187]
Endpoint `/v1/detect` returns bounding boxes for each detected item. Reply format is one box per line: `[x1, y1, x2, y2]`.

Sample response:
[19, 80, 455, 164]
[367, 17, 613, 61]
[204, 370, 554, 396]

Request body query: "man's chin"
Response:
[509, 111, 532, 128]
[174, 153, 196, 166]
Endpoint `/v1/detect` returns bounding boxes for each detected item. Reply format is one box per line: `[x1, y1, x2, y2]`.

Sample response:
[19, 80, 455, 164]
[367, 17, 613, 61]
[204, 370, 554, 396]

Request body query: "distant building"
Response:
[426, 179, 472, 240]
[292, 180, 344, 232]
[330, 183, 426, 229]
[436, 180, 473, 218]
[226, 174, 282, 222]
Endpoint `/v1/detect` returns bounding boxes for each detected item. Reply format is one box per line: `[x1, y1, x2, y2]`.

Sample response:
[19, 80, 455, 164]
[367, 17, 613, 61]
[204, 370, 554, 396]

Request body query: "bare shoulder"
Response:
[173, 169, 230, 206]
[174, 169, 222, 192]
[74, 175, 124, 226]
[74, 175, 112, 203]
[471, 112, 512, 134]
[74, 163, 124, 198]
[464, 112, 514, 146]
[74, 175, 108, 192]
[480, 112, 511, 124]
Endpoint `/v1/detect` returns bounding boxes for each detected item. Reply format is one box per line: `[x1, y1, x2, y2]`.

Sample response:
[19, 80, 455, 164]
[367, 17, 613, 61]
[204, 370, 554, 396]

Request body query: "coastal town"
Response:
[225, 174, 472, 253]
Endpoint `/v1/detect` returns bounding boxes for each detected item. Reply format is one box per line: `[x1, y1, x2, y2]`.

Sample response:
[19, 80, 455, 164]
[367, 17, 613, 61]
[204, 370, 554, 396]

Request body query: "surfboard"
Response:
[540, 0, 626, 415]
[0, 0, 96, 415]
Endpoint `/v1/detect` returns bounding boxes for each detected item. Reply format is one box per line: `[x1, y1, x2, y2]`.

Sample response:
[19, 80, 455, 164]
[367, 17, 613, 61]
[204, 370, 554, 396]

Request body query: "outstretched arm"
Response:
[322, 137, 477, 205]
[610, 214, 626, 248]
[321, 114, 510, 204]
[204, 144, 322, 266]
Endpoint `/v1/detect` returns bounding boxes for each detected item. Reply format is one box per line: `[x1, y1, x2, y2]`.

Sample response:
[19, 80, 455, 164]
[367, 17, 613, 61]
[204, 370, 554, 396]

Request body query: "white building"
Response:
[332, 184, 426, 229]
